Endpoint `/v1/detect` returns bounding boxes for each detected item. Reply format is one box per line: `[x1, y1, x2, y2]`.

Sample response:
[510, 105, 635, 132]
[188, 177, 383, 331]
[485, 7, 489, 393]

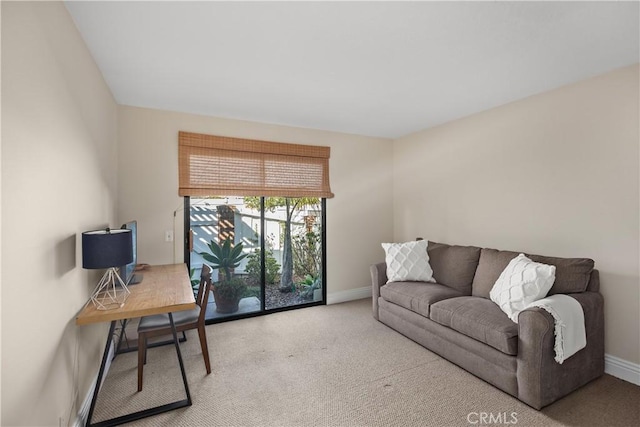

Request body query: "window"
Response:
[178, 132, 332, 322]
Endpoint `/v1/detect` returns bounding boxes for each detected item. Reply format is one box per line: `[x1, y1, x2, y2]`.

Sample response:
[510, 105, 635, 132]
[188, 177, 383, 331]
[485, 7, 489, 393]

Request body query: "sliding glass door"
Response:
[185, 196, 325, 322]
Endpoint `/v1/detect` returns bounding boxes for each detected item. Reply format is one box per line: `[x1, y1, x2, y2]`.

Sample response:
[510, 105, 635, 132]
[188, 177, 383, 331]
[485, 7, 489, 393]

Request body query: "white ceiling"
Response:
[65, 1, 639, 139]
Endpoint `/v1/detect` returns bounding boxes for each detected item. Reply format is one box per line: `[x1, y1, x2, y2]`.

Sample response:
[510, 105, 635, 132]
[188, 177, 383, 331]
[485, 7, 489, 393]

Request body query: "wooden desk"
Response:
[76, 263, 196, 427]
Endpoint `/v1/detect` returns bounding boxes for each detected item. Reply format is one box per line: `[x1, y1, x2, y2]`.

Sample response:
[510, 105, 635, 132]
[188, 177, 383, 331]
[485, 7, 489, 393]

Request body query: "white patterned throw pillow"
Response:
[490, 254, 556, 323]
[381, 240, 435, 283]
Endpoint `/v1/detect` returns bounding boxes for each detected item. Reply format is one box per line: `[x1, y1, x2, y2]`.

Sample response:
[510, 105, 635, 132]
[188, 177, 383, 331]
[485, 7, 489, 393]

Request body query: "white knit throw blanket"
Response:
[526, 294, 586, 364]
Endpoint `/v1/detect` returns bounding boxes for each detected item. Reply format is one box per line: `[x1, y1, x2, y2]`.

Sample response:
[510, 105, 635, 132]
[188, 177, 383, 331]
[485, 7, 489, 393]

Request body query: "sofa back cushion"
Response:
[471, 249, 520, 298]
[427, 241, 481, 295]
[472, 248, 595, 298]
[527, 254, 594, 295]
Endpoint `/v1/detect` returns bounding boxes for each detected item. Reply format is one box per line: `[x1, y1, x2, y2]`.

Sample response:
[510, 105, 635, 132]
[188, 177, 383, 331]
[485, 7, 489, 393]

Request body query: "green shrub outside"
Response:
[245, 249, 281, 286]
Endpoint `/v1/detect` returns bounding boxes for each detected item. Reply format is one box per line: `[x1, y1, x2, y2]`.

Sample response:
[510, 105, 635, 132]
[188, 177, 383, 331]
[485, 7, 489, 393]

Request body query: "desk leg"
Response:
[86, 321, 117, 427]
[86, 315, 192, 427]
[169, 312, 192, 404]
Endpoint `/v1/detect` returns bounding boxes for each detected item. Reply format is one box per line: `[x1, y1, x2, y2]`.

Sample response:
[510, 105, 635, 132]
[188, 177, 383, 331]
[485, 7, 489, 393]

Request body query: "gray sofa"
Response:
[371, 241, 604, 409]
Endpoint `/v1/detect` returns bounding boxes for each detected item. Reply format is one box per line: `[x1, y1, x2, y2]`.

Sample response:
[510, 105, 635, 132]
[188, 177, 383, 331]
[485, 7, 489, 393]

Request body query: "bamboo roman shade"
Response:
[178, 131, 334, 198]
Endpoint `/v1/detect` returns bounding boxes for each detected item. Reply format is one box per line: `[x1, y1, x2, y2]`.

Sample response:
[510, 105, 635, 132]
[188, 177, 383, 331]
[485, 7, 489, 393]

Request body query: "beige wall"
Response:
[1, 4, 637, 425]
[392, 64, 640, 364]
[117, 106, 393, 296]
[1, 2, 118, 425]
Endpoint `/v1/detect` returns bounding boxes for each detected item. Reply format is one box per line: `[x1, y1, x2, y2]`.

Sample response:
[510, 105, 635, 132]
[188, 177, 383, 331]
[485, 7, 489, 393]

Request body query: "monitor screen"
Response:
[120, 220, 137, 284]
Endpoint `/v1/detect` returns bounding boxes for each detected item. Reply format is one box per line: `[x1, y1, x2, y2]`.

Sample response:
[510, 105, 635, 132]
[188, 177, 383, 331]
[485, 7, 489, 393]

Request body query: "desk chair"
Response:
[137, 265, 213, 391]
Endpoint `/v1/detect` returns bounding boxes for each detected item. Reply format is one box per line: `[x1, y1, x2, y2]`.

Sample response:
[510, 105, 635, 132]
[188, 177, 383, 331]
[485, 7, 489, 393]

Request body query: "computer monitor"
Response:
[120, 220, 142, 285]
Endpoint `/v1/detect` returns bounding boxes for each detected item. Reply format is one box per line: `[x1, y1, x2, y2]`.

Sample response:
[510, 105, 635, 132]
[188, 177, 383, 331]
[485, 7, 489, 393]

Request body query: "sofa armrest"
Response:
[516, 291, 604, 409]
[370, 262, 387, 320]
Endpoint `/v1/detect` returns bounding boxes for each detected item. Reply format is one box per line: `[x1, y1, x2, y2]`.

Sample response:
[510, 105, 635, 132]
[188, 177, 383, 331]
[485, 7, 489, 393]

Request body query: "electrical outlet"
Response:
[59, 415, 66, 427]
[165, 230, 174, 242]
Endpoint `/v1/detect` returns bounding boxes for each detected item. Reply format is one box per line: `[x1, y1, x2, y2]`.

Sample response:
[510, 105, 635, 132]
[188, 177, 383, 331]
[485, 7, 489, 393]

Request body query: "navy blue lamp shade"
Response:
[82, 229, 133, 269]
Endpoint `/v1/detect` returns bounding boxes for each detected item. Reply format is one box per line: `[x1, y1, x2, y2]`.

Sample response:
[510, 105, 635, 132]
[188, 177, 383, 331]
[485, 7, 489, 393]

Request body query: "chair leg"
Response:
[197, 324, 212, 374]
[137, 333, 146, 392]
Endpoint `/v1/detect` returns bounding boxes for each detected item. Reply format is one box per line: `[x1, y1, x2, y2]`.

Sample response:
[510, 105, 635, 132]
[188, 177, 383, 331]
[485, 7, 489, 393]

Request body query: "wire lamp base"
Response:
[91, 268, 131, 310]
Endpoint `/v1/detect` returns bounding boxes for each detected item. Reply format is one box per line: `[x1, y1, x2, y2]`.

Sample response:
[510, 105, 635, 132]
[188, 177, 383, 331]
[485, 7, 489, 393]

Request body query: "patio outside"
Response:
[189, 196, 323, 321]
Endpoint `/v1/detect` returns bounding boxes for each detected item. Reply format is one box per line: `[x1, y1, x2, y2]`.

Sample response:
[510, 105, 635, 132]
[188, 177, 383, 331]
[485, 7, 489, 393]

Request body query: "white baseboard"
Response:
[327, 286, 372, 305]
[74, 340, 116, 427]
[605, 354, 640, 386]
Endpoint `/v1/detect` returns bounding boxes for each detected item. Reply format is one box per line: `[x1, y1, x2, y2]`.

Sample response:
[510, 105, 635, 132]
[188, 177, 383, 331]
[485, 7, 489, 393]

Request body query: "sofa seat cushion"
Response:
[380, 282, 463, 318]
[430, 297, 519, 355]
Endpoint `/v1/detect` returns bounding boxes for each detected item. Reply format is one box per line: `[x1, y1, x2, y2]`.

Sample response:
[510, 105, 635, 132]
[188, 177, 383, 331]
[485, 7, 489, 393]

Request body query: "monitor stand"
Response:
[129, 273, 143, 285]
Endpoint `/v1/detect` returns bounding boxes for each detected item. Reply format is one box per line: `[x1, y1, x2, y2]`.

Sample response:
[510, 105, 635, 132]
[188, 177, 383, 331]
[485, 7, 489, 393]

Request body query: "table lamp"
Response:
[82, 228, 133, 310]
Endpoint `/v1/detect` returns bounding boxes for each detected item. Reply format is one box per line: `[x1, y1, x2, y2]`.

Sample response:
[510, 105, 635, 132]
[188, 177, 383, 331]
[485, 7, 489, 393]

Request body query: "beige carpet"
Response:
[91, 299, 640, 426]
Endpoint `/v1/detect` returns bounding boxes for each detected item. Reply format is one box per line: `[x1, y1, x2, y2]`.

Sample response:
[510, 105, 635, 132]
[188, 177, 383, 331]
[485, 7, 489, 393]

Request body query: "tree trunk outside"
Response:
[279, 199, 294, 292]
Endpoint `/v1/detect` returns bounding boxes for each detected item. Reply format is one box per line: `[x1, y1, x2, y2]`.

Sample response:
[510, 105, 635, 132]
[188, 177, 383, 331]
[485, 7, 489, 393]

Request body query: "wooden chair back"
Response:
[196, 264, 212, 324]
